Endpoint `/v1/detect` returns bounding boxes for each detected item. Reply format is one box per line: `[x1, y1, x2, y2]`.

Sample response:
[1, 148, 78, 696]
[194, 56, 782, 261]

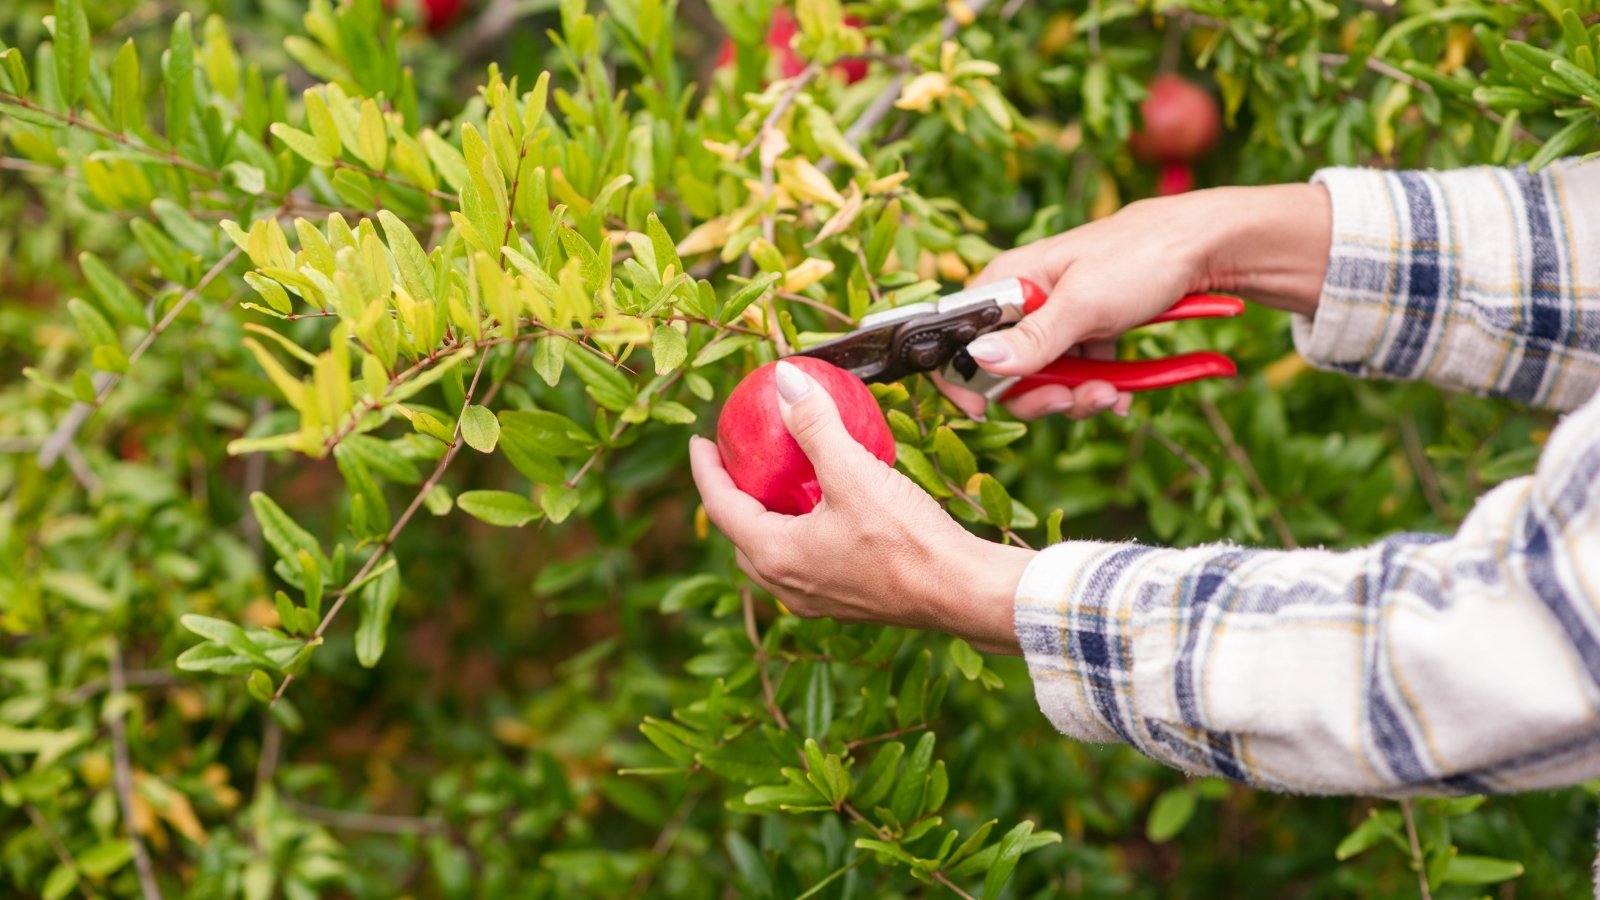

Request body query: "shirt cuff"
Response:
[1291, 167, 1414, 379]
[1013, 540, 1153, 745]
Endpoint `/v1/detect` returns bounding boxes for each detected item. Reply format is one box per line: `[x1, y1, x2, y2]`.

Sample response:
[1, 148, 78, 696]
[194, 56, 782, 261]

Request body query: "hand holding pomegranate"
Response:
[690, 361, 1032, 654]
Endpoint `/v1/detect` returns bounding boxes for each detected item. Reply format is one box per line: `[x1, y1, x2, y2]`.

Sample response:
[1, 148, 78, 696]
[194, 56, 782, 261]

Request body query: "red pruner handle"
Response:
[1017, 284, 1243, 323]
[1000, 351, 1237, 399]
[1142, 293, 1245, 325]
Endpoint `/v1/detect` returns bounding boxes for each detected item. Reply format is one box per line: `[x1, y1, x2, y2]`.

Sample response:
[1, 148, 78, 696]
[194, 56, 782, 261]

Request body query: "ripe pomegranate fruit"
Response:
[1129, 74, 1221, 164]
[1155, 162, 1194, 196]
[716, 358, 895, 515]
[715, 10, 867, 84]
[423, 0, 467, 31]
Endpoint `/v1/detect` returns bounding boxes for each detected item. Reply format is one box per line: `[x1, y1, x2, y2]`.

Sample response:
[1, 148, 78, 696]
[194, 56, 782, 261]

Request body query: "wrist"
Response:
[937, 539, 1033, 656]
[1197, 183, 1332, 318]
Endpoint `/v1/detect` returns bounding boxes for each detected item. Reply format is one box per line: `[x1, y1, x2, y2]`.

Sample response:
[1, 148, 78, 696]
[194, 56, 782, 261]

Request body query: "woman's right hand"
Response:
[942, 183, 1331, 420]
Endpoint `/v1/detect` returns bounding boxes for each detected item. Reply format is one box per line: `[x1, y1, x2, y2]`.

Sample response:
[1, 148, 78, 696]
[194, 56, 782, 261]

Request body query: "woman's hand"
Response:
[690, 361, 1033, 655]
[947, 183, 1332, 420]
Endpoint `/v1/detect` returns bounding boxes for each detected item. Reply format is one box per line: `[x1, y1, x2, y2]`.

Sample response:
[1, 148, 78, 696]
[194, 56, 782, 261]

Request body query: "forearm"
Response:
[1199, 183, 1331, 318]
[1015, 390, 1600, 794]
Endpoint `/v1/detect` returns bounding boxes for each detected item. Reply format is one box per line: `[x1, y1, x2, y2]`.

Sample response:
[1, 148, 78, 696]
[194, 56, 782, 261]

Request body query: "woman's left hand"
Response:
[689, 361, 1032, 655]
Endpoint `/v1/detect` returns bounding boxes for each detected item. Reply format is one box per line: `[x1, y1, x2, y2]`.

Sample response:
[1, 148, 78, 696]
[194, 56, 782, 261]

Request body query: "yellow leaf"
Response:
[1263, 351, 1308, 389]
[357, 98, 388, 171]
[807, 183, 864, 247]
[895, 72, 952, 111]
[676, 217, 732, 256]
[937, 251, 970, 282]
[947, 0, 974, 26]
[783, 257, 835, 293]
[702, 139, 740, 160]
[866, 171, 911, 194]
[775, 158, 845, 208]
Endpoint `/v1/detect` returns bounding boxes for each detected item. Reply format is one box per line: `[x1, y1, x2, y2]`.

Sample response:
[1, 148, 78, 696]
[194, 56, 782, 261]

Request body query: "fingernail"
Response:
[1093, 396, 1117, 411]
[966, 335, 1012, 365]
[1045, 399, 1075, 415]
[774, 361, 813, 404]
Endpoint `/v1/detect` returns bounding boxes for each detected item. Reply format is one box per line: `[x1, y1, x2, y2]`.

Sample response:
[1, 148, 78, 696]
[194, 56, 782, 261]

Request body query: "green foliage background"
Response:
[2, 0, 1598, 896]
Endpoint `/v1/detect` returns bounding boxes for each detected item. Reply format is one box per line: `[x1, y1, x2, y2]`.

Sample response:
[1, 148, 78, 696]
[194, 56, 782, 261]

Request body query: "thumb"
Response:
[963, 286, 1087, 376]
[774, 361, 879, 497]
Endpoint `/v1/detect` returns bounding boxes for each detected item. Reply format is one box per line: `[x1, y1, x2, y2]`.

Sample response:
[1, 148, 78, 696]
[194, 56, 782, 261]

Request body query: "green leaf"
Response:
[460, 405, 500, 453]
[896, 648, 931, 728]
[721, 272, 782, 321]
[271, 123, 334, 167]
[77, 839, 135, 878]
[1045, 508, 1064, 545]
[803, 661, 833, 739]
[248, 492, 324, 569]
[724, 831, 773, 894]
[852, 740, 905, 808]
[1526, 116, 1598, 172]
[52, 0, 90, 108]
[179, 614, 274, 668]
[652, 323, 687, 373]
[79, 253, 146, 326]
[895, 443, 951, 498]
[164, 13, 194, 147]
[645, 213, 683, 278]
[247, 669, 274, 702]
[540, 484, 580, 523]
[356, 98, 388, 171]
[563, 346, 635, 412]
[1335, 809, 1401, 861]
[379, 210, 434, 302]
[974, 474, 1012, 528]
[42, 864, 77, 900]
[982, 821, 1035, 899]
[931, 426, 976, 489]
[67, 297, 117, 348]
[457, 490, 539, 527]
[889, 731, 935, 825]
[947, 638, 983, 680]
[354, 562, 399, 668]
[1441, 855, 1525, 885]
[1146, 785, 1197, 842]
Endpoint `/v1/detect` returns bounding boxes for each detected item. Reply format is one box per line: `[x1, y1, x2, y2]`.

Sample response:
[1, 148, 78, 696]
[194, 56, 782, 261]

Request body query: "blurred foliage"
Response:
[2, 0, 1598, 896]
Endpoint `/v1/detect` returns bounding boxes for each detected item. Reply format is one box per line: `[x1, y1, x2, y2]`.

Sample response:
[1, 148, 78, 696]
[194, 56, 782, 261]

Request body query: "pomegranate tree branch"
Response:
[108, 642, 164, 900]
[38, 246, 244, 468]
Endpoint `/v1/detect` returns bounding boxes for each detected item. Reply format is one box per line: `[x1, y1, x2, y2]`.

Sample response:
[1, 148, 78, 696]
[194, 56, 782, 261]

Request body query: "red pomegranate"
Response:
[716, 358, 895, 515]
[1156, 162, 1194, 196]
[716, 10, 868, 84]
[1129, 74, 1221, 164]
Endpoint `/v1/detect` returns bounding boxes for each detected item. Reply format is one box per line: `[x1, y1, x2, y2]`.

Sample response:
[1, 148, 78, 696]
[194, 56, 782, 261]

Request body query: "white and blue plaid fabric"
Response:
[1015, 160, 1600, 798]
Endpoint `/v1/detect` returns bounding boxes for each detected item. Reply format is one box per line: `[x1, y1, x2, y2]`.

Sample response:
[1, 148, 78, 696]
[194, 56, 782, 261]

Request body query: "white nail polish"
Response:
[774, 361, 812, 403]
[966, 336, 1012, 365]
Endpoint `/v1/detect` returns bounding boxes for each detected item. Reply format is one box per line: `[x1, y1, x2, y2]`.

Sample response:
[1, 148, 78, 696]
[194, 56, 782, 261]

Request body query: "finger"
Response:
[689, 435, 783, 546]
[929, 371, 989, 421]
[735, 549, 784, 596]
[1002, 384, 1077, 420]
[1063, 381, 1122, 419]
[963, 278, 1090, 377]
[773, 361, 886, 497]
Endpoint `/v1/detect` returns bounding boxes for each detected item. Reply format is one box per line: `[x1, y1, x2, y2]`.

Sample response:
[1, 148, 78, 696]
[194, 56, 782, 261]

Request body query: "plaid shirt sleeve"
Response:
[1293, 160, 1600, 411]
[1014, 162, 1600, 795]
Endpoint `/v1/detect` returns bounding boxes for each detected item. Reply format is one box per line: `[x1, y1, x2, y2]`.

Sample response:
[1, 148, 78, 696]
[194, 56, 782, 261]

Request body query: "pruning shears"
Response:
[795, 277, 1243, 404]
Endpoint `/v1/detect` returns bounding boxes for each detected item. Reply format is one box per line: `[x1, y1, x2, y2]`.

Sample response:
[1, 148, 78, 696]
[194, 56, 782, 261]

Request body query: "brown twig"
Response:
[1199, 397, 1297, 549]
[1316, 53, 1539, 144]
[1141, 422, 1211, 480]
[743, 586, 793, 732]
[626, 792, 701, 896]
[38, 247, 244, 468]
[1400, 799, 1433, 900]
[843, 721, 932, 752]
[108, 642, 164, 900]
[0, 762, 96, 899]
[273, 344, 498, 703]
[285, 800, 447, 834]
[738, 65, 822, 161]
[1399, 418, 1452, 523]
[0, 93, 219, 179]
